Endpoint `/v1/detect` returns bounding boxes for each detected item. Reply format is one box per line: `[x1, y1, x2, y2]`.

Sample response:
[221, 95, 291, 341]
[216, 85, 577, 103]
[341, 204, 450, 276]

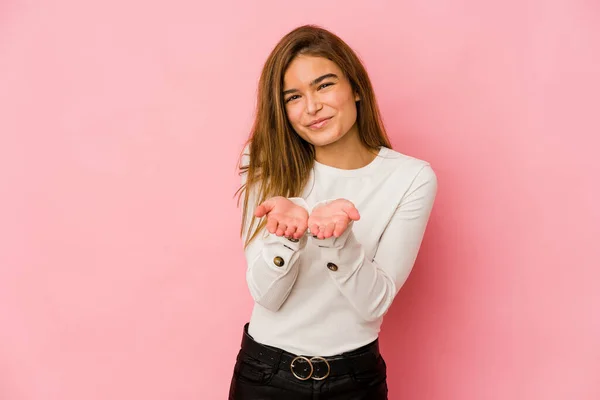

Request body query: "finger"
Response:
[323, 221, 336, 238]
[308, 221, 320, 237]
[254, 204, 267, 218]
[318, 225, 327, 239]
[284, 224, 297, 238]
[344, 206, 360, 221]
[255, 198, 276, 218]
[295, 220, 308, 238]
[333, 219, 348, 237]
[276, 222, 287, 237]
[266, 216, 279, 234]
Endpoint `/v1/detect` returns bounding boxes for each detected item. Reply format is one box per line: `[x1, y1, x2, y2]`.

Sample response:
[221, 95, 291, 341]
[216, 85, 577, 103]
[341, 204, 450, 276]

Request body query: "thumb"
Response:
[343, 205, 361, 221]
[255, 198, 276, 218]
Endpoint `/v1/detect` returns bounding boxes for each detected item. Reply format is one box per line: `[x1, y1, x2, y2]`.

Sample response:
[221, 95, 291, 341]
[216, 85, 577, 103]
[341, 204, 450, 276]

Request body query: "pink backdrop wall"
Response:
[1, 1, 599, 399]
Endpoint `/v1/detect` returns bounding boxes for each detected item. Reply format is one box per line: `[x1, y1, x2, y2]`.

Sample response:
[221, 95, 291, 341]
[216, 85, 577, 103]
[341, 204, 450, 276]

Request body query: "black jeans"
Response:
[228, 324, 388, 399]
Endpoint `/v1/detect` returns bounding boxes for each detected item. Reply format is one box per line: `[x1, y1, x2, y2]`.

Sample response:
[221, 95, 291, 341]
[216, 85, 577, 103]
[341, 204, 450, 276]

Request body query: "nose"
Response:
[305, 93, 322, 115]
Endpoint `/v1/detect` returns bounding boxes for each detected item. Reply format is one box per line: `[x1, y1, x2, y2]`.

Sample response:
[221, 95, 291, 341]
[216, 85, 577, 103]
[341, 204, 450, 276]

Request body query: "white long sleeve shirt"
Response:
[240, 146, 437, 356]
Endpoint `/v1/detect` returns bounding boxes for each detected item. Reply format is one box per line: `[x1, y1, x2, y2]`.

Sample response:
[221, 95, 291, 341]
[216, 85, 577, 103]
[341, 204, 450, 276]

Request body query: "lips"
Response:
[307, 117, 332, 129]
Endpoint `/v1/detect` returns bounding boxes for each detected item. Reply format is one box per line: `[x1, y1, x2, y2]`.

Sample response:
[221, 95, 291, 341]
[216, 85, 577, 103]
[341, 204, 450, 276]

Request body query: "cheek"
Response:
[329, 90, 355, 112]
[285, 105, 304, 127]
[332, 94, 358, 125]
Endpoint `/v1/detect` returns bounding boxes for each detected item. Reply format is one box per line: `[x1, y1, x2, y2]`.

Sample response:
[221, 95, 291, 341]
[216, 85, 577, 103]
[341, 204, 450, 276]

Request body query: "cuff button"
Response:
[273, 256, 285, 267]
[327, 262, 338, 272]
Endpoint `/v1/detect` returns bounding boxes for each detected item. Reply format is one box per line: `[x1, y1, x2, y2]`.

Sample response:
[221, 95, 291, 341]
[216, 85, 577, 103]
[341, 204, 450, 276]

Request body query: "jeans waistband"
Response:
[239, 323, 380, 380]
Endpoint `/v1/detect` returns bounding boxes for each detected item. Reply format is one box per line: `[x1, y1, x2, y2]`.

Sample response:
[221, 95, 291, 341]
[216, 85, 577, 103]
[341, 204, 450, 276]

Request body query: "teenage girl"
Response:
[229, 25, 438, 400]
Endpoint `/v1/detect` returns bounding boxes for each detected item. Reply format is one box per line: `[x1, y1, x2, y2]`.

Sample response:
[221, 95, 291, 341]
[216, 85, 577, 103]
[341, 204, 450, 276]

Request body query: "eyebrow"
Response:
[282, 73, 339, 96]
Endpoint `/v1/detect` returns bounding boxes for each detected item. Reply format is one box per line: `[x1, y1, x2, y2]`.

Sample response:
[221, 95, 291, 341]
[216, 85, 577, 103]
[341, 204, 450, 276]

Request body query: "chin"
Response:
[303, 129, 344, 147]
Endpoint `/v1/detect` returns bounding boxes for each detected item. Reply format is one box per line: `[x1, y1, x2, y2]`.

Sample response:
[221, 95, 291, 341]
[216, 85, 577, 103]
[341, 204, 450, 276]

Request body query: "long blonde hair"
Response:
[236, 25, 392, 248]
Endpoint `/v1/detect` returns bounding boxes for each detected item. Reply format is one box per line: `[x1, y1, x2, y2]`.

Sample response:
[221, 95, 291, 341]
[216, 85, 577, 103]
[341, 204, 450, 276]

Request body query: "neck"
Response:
[314, 128, 378, 170]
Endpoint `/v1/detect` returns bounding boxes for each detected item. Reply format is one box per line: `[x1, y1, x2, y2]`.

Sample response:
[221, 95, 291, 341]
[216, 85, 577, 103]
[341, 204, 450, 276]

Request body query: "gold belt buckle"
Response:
[290, 355, 331, 380]
[309, 356, 331, 380]
[290, 356, 313, 380]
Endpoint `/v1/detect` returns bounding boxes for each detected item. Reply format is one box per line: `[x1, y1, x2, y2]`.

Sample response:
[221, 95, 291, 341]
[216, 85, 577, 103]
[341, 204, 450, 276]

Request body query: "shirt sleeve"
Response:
[308, 164, 438, 322]
[239, 148, 309, 312]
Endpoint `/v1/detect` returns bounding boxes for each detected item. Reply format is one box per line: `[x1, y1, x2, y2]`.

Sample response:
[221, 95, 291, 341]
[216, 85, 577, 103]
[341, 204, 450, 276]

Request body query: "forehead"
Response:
[283, 55, 343, 88]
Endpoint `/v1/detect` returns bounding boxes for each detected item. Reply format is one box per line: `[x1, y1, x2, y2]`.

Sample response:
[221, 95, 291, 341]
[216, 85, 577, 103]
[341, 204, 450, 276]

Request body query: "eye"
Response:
[318, 82, 334, 90]
[285, 95, 300, 103]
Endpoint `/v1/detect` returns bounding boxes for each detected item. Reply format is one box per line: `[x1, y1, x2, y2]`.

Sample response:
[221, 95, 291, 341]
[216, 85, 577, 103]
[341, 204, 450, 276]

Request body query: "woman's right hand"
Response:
[254, 196, 309, 239]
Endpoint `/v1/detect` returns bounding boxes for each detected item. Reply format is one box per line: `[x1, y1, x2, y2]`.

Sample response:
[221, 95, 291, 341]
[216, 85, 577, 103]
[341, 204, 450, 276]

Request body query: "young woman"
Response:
[229, 25, 437, 400]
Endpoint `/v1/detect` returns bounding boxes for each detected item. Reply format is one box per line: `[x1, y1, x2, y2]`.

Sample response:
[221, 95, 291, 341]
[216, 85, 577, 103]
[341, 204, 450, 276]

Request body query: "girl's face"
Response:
[282, 55, 360, 148]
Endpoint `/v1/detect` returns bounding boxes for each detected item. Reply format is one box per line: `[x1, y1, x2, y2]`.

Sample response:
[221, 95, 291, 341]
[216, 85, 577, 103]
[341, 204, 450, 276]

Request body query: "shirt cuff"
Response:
[259, 196, 309, 272]
[260, 232, 308, 272]
[318, 229, 364, 277]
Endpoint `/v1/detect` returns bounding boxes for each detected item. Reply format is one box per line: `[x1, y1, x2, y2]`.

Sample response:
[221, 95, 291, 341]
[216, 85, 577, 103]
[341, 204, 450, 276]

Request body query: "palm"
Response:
[308, 199, 360, 239]
[255, 197, 309, 239]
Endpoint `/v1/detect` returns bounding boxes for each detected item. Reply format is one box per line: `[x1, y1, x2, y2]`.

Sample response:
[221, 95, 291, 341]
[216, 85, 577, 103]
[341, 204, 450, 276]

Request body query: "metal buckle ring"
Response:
[290, 356, 313, 380]
[309, 356, 331, 380]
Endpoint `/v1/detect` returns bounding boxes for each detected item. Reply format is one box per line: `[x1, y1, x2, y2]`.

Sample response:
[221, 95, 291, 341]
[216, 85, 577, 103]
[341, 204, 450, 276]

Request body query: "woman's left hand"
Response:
[308, 199, 361, 240]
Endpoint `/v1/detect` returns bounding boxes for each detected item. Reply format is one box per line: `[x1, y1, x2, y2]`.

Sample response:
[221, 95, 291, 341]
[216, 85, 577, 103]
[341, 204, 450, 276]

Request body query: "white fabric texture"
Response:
[240, 145, 437, 356]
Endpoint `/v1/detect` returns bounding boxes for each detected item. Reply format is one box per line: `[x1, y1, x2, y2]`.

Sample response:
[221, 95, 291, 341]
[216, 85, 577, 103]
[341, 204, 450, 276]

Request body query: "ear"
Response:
[354, 91, 361, 102]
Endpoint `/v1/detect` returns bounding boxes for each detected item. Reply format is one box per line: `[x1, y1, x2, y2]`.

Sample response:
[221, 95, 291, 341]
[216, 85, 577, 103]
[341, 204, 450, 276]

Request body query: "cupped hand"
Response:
[308, 199, 360, 240]
[255, 196, 309, 239]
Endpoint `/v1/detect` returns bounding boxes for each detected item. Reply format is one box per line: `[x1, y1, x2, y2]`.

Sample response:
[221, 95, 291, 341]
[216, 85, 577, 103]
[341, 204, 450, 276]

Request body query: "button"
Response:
[273, 256, 285, 267]
[287, 237, 299, 243]
[327, 262, 338, 271]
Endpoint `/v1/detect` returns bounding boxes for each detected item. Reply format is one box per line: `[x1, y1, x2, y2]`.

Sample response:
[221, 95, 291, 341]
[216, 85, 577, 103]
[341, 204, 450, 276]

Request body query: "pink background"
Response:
[1, 1, 599, 399]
